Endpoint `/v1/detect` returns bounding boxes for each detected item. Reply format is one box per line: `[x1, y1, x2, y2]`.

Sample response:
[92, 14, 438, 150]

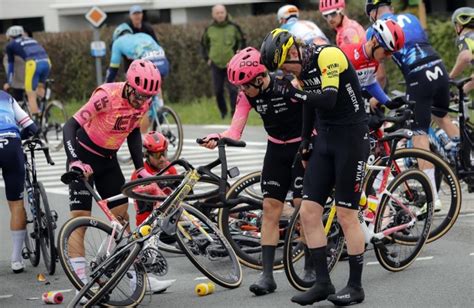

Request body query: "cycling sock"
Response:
[348, 253, 364, 288]
[261, 245, 276, 278]
[70, 256, 88, 284]
[11, 229, 26, 262]
[422, 168, 439, 201]
[310, 246, 330, 283]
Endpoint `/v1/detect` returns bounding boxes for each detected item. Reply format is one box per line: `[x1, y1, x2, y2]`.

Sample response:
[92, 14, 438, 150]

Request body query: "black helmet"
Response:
[365, 0, 391, 17]
[260, 29, 295, 71]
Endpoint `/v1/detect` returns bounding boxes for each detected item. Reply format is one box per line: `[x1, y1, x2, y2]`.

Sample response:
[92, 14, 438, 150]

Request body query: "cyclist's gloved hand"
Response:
[133, 182, 165, 197]
[273, 76, 296, 99]
[69, 160, 93, 177]
[298, 139, 313, 161]
[200, 133, 221, 150]
[137, 167, 153, 179]
[385, 96, 406, 110]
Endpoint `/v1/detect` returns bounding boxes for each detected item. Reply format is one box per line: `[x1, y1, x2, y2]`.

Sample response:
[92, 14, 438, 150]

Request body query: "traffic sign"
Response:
[90, 41, 106, 57]
[85, 6, 107, 28]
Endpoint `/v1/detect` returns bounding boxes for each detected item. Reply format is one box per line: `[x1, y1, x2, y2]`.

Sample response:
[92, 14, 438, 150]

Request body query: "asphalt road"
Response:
[0, 125, 473, 307]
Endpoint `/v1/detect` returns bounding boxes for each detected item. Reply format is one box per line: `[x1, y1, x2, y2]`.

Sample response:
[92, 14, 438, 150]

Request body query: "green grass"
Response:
[64, 97, 264, 126]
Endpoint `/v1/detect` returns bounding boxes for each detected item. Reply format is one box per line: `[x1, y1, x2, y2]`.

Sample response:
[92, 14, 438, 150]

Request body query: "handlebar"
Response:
[23, 138, 55, 166]
[196, 137, 246, 148]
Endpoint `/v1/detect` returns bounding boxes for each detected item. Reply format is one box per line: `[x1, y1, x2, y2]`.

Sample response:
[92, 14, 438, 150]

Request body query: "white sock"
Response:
[11, 229, 26, 263]
[423, 168, 439, 201]
[70, 256, 88, 284]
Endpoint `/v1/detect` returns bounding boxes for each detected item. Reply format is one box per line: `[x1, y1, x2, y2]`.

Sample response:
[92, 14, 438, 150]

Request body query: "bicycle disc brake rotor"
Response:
[140, 247, 168, 276]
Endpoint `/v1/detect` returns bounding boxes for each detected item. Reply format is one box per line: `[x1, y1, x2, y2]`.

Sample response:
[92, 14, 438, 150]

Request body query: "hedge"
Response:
[0, 4, 460, 104]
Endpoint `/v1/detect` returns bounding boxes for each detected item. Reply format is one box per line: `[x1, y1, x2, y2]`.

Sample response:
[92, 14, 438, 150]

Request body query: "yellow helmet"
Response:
[260, 29, 295, 71]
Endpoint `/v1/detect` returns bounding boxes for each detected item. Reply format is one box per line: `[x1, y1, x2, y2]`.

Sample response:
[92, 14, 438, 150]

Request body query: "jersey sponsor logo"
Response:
[294, 177, 303, 189]
[256, 103, 268, 114]
[112, 113, 142, 131]
[425, 65, 444, 82]
[323, 63, 339, 78]
[354, 160, 366, 192]
[93, 96, 109, 112]
[294, 93, 307, 101]
[78, 110, 92, 122]
[345, 84, 360, 112]
[302, 77, 321, 87]
[354, 49, 360, 60]
[66, 140, 77, 158]
[240, 60, 260, 67]
[395, 15, 412, 28]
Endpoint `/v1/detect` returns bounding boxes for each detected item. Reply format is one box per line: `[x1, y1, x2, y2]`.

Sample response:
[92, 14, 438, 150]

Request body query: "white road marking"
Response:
[274, 270, 284, 274]
[0, 294, 13, 299]
[366, 261, 379, 265]
[194, 276, 209, 281]
[469, 253, 474, 256]
[416, 256, 434, 261]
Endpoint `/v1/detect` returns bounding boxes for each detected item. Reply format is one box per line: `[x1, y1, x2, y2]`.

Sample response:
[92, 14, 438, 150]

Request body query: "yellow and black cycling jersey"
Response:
[456, 30, 474, 64]
[293, 45, 367, 135]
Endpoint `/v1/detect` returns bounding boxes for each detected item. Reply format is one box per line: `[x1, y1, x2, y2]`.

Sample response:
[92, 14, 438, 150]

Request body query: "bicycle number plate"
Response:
[227, 167, 240, 179]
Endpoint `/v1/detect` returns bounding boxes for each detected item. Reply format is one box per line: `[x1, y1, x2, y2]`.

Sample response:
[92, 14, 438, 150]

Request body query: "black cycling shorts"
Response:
[406, 61, 450, 132]
[68, 142, 127, 212]
[303, 124, 370, 210]
[261, 141, 304, 202]
[0, 138, 25, 201]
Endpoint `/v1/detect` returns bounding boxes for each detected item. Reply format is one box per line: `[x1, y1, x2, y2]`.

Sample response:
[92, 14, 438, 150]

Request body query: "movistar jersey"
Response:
[110, 33, 165, 68]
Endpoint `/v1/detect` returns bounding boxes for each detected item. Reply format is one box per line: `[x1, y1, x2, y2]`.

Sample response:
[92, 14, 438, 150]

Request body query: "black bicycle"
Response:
[22, 138, 58, 275]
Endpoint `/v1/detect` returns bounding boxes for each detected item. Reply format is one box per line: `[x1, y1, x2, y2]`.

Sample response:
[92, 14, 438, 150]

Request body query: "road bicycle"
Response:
[22, 138, 58, 275]
[19, 79, 68, 151]
[283, 129, 435, 291]
[58, 138, 243, 307]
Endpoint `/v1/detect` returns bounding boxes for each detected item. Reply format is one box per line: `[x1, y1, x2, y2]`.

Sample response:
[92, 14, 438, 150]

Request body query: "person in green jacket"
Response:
[201, 4, 246, 118]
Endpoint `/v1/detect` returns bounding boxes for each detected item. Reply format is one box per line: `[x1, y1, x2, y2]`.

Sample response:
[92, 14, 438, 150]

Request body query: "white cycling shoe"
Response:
[147, 276, 175, 294]
[11, 260, 25, 273]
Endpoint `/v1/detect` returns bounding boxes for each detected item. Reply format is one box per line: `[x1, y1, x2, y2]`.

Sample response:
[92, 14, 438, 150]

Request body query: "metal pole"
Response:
[93, 28, 103, 85]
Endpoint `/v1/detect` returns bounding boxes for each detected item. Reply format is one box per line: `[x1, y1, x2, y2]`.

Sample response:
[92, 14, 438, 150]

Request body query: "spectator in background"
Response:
[201, 4, 246, 119]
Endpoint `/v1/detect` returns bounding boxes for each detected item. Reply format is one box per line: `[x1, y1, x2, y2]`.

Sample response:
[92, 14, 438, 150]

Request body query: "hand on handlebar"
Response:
[298, 139, 313, 167]
[69, 160, 93, 178]
[199, 133, 221, 149]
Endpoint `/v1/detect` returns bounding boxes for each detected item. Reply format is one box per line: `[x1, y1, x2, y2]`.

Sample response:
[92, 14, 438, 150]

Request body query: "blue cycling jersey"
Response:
[367, 13, 440, 76]
[281, 18, 329, 44]
[6, 37, 49, 62]
[110, 33, 165, 68]
[0, 91, 20, 137]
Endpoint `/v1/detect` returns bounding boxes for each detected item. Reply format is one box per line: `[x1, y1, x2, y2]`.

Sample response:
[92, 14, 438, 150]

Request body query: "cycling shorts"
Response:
[25, 59, 51, 92]
[68, 142, 127, 211]
[261, 141, 304, 202]
[0, 138, 25, 201]
[303, 124, 369, 210]
[406, 61, 450, 132]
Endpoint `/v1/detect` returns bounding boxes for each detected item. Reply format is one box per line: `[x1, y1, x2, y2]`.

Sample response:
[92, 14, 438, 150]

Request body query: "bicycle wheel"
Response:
[37, 182, 57, 275]
[176, 204, 242, 288]
[24, 186, 40, 267]
[121, 174, 221, 202]
[57, 217, 146, 306]
[43, 100, 67, 150]
[364, 148, 461, 243]
[218, 171, 282, 270]
[283, 204, 345, 291]
[373, 169, 434, 271]
[153, 106, 183, 161]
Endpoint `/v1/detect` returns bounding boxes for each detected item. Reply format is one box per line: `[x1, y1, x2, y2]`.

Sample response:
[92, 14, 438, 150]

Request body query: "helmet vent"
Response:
[135, 77, 141, 86]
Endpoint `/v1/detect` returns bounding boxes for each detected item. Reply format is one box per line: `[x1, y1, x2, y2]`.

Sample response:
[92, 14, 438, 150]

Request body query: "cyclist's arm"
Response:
[5, 44, 15, 84]
[449, 50, 472, 79]
[301, 103, 316, 141]
[220, 91, 252, 140]
[127, 127, 145, 170]
[12, 99, 38, 139]
[364, 82, 390, 105]
[105, 43, 122, 83]
[63, 117, 81, 162]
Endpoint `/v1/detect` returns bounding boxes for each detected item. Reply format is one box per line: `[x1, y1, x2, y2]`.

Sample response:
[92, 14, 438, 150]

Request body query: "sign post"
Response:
[85, 6, 107, 85]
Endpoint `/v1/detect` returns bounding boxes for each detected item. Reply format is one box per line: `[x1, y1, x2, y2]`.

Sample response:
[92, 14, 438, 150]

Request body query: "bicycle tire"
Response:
[283, 205, 345, 291]
[57, 217, 146, 306]
[152, 105, 183, 162]
[37, 182, 56, 275]
[43, 100, 67, 151]
[121, 174, 221, 202]
[374, 169, 434, 271]
[176, 204, 242, 288]
[364, 148, 461, 243]
[218, 171, 279, 270]
[24, 189, 40, 267]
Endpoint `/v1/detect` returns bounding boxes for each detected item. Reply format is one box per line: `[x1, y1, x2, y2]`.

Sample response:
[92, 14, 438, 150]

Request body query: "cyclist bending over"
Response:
[261, 29, 369, 306]
[0, 90, 38, 273]
[106, 23, 170, 134]
[200, 47, 305, 296]
[62, 59, 160, 293]
[449, 7, 474, 94]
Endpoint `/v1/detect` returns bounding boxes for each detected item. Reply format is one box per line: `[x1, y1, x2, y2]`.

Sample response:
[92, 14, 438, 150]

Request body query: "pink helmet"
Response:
[126, 59, 161, 96]
[319, 0, 346, 14]
[227, 47, 266, 86]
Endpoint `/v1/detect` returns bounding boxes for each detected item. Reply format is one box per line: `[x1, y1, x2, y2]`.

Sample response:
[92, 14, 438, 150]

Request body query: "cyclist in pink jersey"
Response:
[62, 59, 161, 299]
[319, 0, 366, 48]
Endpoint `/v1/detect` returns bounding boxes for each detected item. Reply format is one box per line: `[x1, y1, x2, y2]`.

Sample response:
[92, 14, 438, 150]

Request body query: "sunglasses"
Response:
[238, 81, 260, 91]
[130, 86, 153, 101]
[322, 11, 339, 19]
[148, 150, 167, 159]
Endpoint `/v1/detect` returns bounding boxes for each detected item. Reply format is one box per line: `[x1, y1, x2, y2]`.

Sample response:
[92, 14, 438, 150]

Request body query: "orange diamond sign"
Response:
[85, 6, 107, 28]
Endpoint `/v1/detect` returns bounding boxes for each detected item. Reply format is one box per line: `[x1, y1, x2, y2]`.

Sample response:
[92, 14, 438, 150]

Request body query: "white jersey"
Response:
[281, 18, 329, 45]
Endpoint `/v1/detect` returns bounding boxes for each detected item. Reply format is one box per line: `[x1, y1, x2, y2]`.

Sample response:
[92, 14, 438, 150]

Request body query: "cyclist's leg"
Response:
[2, 138, 27, 271]
[35, 60, 50, 100]
[24, 60, 39, 115]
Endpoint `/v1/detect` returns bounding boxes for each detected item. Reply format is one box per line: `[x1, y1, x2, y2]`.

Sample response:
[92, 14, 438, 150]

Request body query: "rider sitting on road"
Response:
[0, 90, 38, 273]
[200, 47, 306, 296]
[106, 23, 170, 134]
[449, 7, 474, 94]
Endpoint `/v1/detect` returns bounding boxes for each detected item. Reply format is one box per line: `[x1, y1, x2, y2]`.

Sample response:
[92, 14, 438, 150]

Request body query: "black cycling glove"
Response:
[385, 96, 406, 110]
[298, 139, 313, 161]
[273, 76, 296, 99]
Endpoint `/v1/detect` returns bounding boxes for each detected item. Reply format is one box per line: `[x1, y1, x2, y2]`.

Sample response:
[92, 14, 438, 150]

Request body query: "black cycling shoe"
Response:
[327, 285, 365, 306]
[291, 281, 335, 306]
[249, 276, 277, 296]
[302, 270, 316, 282]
